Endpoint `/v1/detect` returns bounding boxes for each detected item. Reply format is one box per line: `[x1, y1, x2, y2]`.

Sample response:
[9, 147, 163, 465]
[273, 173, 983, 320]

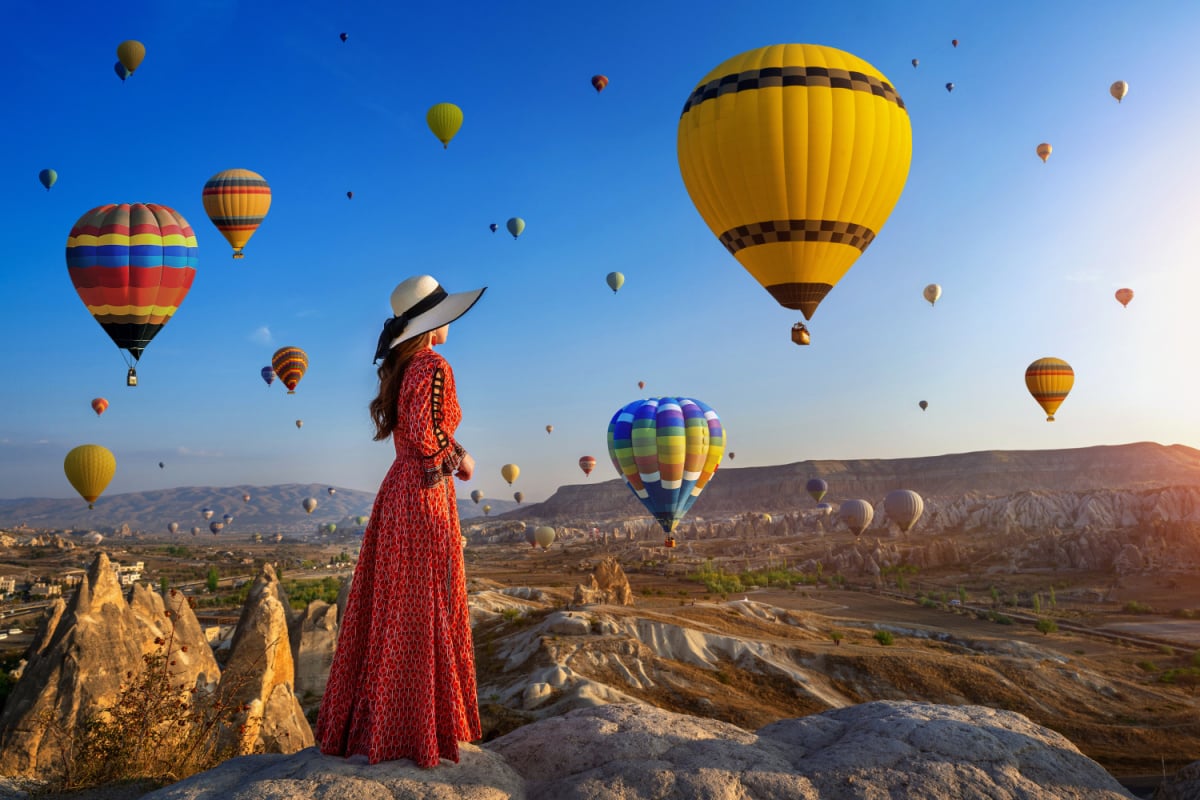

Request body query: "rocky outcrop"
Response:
[288, 599, 337, 705]
[135, 701, 1134, 799]
[1156, 759, 1200, 799]
[572, 556, 633, 606]
[217, 563, 313, 755]
[0, 553, 217, 779]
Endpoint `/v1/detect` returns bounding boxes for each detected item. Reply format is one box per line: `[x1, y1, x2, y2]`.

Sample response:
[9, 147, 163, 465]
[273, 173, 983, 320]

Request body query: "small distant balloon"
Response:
[923, 283, 942, 307]
[545, 424, 553, 434]
[470, 490, 483, 504]
[1036, 143, 1052, 163]
[838, 499, 874, 537]
[242, 493, 251, 502]
[637, 381, 645, 390]
[951, 39, 959, 48]
[501, 464, 519, 485]
[513, 491, 524, 504]
[1110, 80, 1128, 103]
[91, 398, 108, 417]
[606, 272, 624, 293]
[167, 522, 179, 534]
[427, 103, 463, 149]
[591, 74, 608, 93]
[482, 504, 492, 516]
[328, 487, 336, 496]
[190, 527, 199, 536]
[507, 217, 525, 239]
[728, 452, 736, 460]
[579, 456, 596, 476]
[209, 521, 224, 535]
[489, 223, 498, 233]
[222, 513, 233, 526]
[945, 82, 955, 93]
[346, 191, 353, 199]
[919, 400, 928, 411]
[114, 62, 131, 82]
[39, 169, 57, 191]
[201, 508, 213, 520]
[1115, 288, 1134, 308]
[302, 497, 318, 514]
[534, 526, 556, 549]
[911, 58, 919, 68]
[159, 462, 165, 469]
[884, 489, 924, 532]
[340, 32, 348, 42]
[295, 419, 303, 429]
[117, 40, 146, 74]
[806, 478, 827, 503]
[261, 366, 276, 387]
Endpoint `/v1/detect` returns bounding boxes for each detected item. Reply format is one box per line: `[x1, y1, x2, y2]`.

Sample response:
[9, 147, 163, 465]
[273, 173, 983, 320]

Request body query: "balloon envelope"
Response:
[202, 508, 213, 520]
[470, 490, 483, 504]
[302, 497, 318, 514]
[1025, 357, 1074, 421]
[591, 75, 608, 93]
[919, 400, 928, 411]
[534, 526, 556, 549]
[545, 425, 553, 434]
[91, 398, 108, 417]
[806, 478, 827, 503]
[1036, 143, 1052, 163]
[838, 499, 874, 536]
[328, 487, 336, 495]
[482, 504, 491, 516]
[67, 203, 199, 366]
[64, 444, 116, 508]
[501, 464, 519, 485]
[295, 420, 303, 429]
[607, 397, 725, 534]
[606, 271, 624, 293]
[209, 521, 224, 535]
[513, 492, 524, 503]
[677, 45, 912, 325]
[427, 103, 463, 148]
[167, 522, 179, 534]
[114, 61, 131, 81]
[272, 346, 308, 393]
[911, 58, 918, 68]
[945, 82, 954, 92]
[1110, 80, 1128, 102]
[489, 223, 498, 233]
[1115, 288, 1134, 308]
[39, 169, 57, 191]
[579, 456, 596, 476]
[242, 493, 251, 502]
[884, 489, 924, 532]
[116, 40, 145, 73]
[202, 169, 271, 259]
[261, 366, 276, 386]
[507, 217, 525, 239]
[923, 284, 942, 306]
[340, 32, 348, 42]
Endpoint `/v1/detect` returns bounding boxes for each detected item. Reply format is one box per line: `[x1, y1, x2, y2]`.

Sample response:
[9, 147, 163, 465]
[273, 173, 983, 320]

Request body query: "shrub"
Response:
[873, 630, 894, 646]
[829, 631, 844, 646]
[920, 597, 938, 609]
[500, 607, 523, 623]
[1036, 618, 1058, 636]
[986, 611, 1013, 625]
[1137, 661, 1158, 673]
[1123, 600, 1154, 614]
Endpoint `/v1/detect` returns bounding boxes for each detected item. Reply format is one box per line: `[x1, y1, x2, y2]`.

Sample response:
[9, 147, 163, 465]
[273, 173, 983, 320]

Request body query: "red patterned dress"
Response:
[317, 347, 481, 767]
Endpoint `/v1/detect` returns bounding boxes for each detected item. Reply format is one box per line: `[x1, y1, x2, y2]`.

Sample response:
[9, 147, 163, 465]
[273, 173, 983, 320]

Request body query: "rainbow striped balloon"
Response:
[272, 346, 308, 394]
[607, 397, 725, 534]
[66, 203, 198, 364]
[1025, 357, 1074, 422]
[202, 168, 271, 259]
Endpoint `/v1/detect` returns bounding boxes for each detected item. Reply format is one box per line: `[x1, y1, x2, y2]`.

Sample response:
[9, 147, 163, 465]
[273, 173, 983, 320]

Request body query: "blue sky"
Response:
[4, 1, 1200, 505]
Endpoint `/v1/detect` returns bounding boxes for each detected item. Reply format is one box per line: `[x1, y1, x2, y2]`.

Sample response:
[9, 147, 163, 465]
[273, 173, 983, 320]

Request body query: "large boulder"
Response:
[288, 599, 338, 706]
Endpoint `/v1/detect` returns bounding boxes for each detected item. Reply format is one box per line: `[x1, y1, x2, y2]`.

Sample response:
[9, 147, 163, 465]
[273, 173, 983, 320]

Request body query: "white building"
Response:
[111, 560, 144, 587]
[0, 576, 16, 596]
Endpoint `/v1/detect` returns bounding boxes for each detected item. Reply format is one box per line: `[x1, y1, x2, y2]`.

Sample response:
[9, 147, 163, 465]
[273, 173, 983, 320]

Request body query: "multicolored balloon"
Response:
[67, 203, 198, 379]
[1110, 80, 1128, 103]
[242, 493, 251, 502]
[489, 223, 498, 233]
[579, 455, 596, 477]
[591, 75, 608, 93]
[838, 499, 874, 536]
[261, 366, 276, 386]
[190, 526, 199, 536]
[606, 272, 624, 293]
[637, 381, 645, 390]
[64, 444, 116, 509]
[1025, 357, 1074, 422]
[201, 508, 213, 520]
[1115, 288, 1134, 308]
[209, 521, 224, 535]
[945, 82, 955, 93]
[470, 489, 483, 504]
[222, 513, 234, 526]
[545, 424, 553, 434]
[91, 398, 109, 417]
[427, 103, 463, 148]
[1036, 143, 1052, 163]
[272, 346, 308, 393]
[202, 169, 271, 259]
[677, 45, 912, 338]
[114, 62, 131, 82]
[607, 397, 725, 534]
[295, 419, 303, 429]
[39, 169, 57, 191]
[806, 478, 827, 503]
[911, 58, 919, 68]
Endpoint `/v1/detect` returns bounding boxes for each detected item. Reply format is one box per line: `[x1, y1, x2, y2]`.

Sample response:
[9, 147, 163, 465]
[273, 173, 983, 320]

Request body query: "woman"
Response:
[317, 274, 485, 767]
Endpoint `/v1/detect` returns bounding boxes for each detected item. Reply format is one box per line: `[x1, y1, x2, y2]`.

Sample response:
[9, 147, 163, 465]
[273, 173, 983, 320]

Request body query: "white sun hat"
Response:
[373, 275, 486, 362]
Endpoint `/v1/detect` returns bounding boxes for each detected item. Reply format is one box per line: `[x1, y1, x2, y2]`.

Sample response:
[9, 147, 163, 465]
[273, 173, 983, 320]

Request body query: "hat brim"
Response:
[390, 286, 486, 348]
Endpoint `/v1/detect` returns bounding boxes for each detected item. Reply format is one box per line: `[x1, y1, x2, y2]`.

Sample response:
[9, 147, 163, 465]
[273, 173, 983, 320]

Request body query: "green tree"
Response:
[990, 585, 1000, 607]
[957, 585, 968, 604]
[1036, 618, 1058, 636]
[159, 576, 169, 596]
[829, 630, 843, 646]
[205, 566, 219, 594]
[874, 630, 894, 646]
[1049, 585, 1057, 608]
[1033, 593, 1042, 614]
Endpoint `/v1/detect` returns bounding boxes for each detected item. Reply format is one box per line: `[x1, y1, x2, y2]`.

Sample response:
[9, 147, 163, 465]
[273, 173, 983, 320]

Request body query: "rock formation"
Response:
[1155, 759, 1200, 799]
[0, 553, 217, 779]
[572, 556, 632, 606]
[288, 599, 338, 706]
[132, 701, 1135, 799]
[217, 563, 313, 755]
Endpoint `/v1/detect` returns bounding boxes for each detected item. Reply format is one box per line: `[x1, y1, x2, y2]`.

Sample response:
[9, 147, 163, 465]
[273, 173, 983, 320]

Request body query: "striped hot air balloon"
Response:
[884, 489, 924, 532]
[579, 455, 596, 477]
[66, 203, 198, 382]
[272, 346, 308, 393]
[1025, 357, 1074, 422]
[838, 499, 874, 537]
[91, 398, 109, 417]
[607, 397, 725, 534]
[202, 169, 271, 259]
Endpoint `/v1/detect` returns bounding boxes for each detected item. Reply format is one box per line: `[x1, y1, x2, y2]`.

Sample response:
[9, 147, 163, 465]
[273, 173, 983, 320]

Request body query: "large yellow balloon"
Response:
[501, 463, 520, 485]
[427, 103, 463, 149]
[64, 444, 116, 509]
[678, 44, 913, 322]
[1025, 357, 1074, 422]
[116, 41, 145, 74]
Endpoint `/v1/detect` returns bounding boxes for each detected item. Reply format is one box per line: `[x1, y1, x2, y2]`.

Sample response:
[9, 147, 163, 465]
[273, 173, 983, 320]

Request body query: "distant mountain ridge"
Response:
[503, 442, 1200, 523]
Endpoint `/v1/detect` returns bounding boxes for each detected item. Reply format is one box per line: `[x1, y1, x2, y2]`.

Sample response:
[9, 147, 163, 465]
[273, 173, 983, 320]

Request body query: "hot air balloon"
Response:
[190, 526, 199, 536]
[513, 491, 524, 503]
[507, 217, 525, 239]
[328, 487, 336, 496]
[67, 203, 199, 385]
[728, 452, 735, 460]
[427, 103, 463, 148]
[1115, 288, 1134, 308]
[911, 58, 919, 68]
[114, 62, 131, 82]
[91, 398, 108, 417]
[607, 397, 725, 535]
[524, 527, 537, 547]
[838, 499, 874, 536]
[951, 39, 959, 48]
[501, 464, 519, 485]
[945, 82, 955, 93]
[340, 32, 348, 42]
[470, 489, 483, 504]
[346, 191, 353, 199]
[116, 40, 145, 74]
[272, 346, 308, 393]
[167, 522, 179, 534]
[202, 169, 271, 259]
[545, 425, 553, 434]
[39, 169, 56, 191]
[534, 526, 555, 549]
[815, 502, 833, 516]
[677, 45, 912, 343]
[302, 497, 318, 514]
[1110, 80, 1128, 103]
[201, 508, 213, 520]
[606, 272, 624, 293]
[806, 478, 827, 503]
[222, 513, 234, 526]
[209, 521, 224, 535]
[591, 75, 608, 93]
[242, 493, 251, 502]
[295, 419, 303, 429]
[1025, 357, 1074, 422]
[261, 366, 276, 386]
[923, 284, 942, 306]
[919, 400, 928, 411]
[637, 381, 645, 390]
[1036, 143, 1052, 163]
[355, 516, 368, 525]
[159, 462, 165, 469]
[884, 489, 924, 532]
[489, 223, 498, 233]
[482, 504, 491, 516]
[64, 445, 115, 509]
[579, 456, 596, 477]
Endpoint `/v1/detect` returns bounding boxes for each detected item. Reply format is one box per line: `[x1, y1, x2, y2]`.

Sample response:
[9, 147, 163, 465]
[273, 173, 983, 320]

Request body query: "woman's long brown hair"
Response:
[369, 332, 432, 440]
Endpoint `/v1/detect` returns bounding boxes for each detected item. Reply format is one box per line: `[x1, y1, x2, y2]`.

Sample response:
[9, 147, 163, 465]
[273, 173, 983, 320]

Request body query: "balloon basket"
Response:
[126, 368, 138, 387]
[791, 323, 811, 346]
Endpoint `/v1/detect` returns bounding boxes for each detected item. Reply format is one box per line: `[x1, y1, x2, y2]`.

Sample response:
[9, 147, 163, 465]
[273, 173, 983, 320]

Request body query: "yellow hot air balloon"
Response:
[677, 44, 913, 339]
[1025, 357, 1074, 422]
[1110, 80, 1129, 103]
[64, 444, 116, 509]
[501, 463, 519, 485]
[427, 103, 463, 149]
[116, 40, 146, 75]
[923, 283, 942, 307]
[203, 169, 272, 259]
[1036, 143, 1052, 163]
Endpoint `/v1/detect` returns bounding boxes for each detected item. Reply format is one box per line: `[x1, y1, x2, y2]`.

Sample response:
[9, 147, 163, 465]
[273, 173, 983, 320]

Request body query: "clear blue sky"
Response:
[4, 1, 1199, 505]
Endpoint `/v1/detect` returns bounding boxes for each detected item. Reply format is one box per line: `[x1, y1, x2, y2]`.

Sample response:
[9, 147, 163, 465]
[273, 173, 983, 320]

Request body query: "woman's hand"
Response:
[455, 452, 475, 481]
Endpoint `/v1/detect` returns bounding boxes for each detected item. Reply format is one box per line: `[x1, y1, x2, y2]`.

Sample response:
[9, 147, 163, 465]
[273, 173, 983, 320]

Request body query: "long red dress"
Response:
[316, 347, 481, 767]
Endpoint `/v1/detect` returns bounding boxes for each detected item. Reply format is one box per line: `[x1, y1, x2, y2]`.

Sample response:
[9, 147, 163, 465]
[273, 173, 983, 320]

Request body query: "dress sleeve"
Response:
[403, 356, 465, 488]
